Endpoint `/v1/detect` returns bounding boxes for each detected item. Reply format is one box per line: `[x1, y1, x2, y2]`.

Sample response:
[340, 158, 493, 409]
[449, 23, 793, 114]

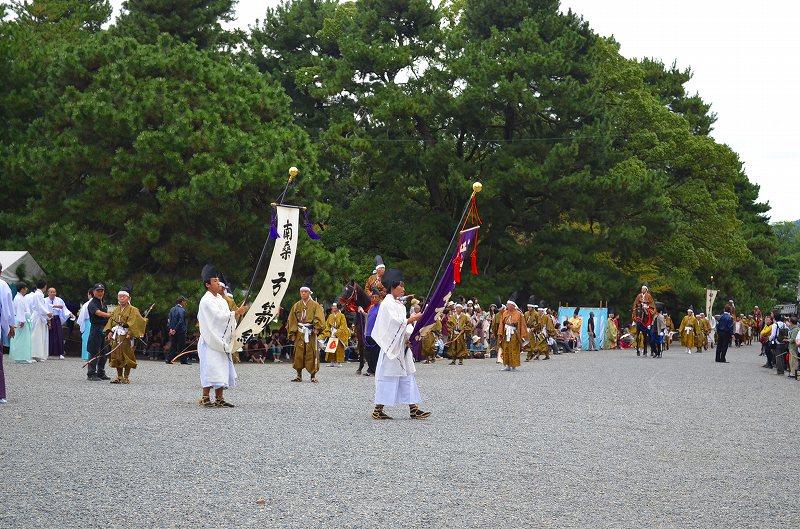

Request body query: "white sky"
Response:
[109, 0, 799, 222]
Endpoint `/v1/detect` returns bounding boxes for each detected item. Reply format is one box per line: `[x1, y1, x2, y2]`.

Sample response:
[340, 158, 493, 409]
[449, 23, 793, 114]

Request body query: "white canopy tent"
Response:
[0, 251, 46, 284]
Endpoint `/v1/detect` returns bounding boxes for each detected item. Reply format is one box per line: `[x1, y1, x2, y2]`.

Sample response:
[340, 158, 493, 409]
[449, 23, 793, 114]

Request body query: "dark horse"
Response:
[339, 280, 373, 373]
[634, 305, 653, 357]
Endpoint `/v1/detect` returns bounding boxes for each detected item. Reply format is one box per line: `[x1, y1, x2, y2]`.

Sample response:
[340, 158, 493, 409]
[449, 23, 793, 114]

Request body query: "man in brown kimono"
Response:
[447, 304, 472, 365]
[104, 287, 147, 384]
[287, 284, 325, 382]
[365, 255, 387, 299]
[498, 295, 529, 371]
[320, 302, 350, 367]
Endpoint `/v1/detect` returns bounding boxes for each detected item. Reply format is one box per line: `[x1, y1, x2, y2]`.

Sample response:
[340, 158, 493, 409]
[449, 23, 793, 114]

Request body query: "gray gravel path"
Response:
[1, 342, 797, 528]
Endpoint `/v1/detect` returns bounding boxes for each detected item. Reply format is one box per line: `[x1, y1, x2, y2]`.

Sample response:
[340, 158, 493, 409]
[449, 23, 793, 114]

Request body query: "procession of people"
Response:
[1, 255, 798, 416]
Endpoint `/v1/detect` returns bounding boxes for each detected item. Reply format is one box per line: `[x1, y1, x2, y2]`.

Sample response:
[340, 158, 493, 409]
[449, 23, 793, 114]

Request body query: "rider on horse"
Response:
[632, 285, 656, 356]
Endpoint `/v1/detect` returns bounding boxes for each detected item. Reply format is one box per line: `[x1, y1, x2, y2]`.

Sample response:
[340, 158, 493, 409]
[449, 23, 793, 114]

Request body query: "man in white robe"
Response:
[0, 272, 16, 403]
[197, 266, 247, 408]
[10, 283, 33, 363]
[25, 280, 52, 362]
[46, 287, 74, 359]
[371, 270, 430, 420]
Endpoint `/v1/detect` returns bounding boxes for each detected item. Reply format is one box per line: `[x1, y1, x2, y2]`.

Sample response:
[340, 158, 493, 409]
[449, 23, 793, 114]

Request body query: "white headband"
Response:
[118, 291, 130, 297]
[376, 264, 385, 269]
[300, 286, 312, 293]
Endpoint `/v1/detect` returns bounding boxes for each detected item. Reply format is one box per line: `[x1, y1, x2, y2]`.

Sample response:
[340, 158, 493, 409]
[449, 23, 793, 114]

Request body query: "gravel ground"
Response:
[1, 341, 798, 529]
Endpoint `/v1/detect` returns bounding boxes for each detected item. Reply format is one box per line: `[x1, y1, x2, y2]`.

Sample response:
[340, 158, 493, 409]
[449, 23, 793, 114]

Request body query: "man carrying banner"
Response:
[287, 282, 325, 383]
[321, 302, 350, 367]
[498, 294, 528, 371]
[371, 269, 430, 420]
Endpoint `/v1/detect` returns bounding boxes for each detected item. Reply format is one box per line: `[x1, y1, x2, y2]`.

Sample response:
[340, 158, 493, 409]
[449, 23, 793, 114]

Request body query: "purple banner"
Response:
[409, 227, 479, 360]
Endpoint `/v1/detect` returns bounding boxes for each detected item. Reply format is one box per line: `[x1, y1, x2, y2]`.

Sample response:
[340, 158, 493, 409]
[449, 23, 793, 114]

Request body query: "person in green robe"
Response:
[447, 304, 472, 365]
[287, 284, 325, 382]
[103, 287, 147, 384]
[678, 308, 700, 354]
[605, 311, 618, 350]
[320, 303, 350, 367]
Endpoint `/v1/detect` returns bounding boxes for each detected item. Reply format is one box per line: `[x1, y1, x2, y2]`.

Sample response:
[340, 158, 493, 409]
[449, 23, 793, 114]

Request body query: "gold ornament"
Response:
[289, 166, 299, 178]
[472, 182, 483, 193]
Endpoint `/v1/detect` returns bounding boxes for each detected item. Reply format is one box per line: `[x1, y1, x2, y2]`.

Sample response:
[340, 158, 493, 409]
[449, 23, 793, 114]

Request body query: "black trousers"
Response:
[764, 343, 775, 368]
[365, 345, 379, 374]
[169, 330, 187, 363]
[715, 331, 731, 362]
[87, 326, 107, 376]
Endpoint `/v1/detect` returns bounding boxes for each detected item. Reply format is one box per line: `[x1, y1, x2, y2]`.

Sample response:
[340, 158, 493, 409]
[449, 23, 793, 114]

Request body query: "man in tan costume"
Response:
[287, 284, 325, 382]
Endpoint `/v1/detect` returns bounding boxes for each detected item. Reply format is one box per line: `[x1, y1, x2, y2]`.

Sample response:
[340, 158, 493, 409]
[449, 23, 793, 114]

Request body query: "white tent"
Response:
[0, 251, 46, 284]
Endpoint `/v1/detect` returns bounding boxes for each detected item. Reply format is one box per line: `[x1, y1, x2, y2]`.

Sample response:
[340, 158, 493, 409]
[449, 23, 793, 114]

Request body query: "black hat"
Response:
[300, 277, 313, 293]
[374, 255, 385, 269]
[201, 264, 218, 283]
[655, 301, 665, 312]
[506, 292, 518, 308]
[381, 268, 403, 289]
[176, 295, 188, 304]
[527, 295, 537, 308]
[119, 282, 133, 296]
[92, 283, 106, 291]
[539, 299, 546, 309]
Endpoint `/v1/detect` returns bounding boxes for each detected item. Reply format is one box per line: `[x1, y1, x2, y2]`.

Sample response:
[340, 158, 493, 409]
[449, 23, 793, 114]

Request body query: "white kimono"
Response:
[46, 296, 74, 325]
[0, 279, 14, 346]
[77, 301, 91, 333]
[197, 290, 237, 389]
[25, 289, 50, 361]
[372, 294, 420, 406]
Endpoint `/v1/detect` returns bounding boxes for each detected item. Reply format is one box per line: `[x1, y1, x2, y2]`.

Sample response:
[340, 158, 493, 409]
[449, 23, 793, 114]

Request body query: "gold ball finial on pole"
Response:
[288, 166, 299, 182]
[472, 182, 483, 193]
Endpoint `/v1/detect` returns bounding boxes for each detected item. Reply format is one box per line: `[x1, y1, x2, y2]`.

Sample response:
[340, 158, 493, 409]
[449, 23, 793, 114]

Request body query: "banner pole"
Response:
[425, 194, 473, 302]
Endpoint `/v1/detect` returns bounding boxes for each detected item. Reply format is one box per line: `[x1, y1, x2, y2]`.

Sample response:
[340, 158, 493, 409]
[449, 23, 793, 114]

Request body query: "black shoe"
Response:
[214, 398, 235, 408]
[180, 361, 189, 365]
[97, 374, 111, 380]
[87, 374, 101, 381]
[165, 360, 173, 364]
[410, 408, 432, 420]
[372, 409, 393, 420]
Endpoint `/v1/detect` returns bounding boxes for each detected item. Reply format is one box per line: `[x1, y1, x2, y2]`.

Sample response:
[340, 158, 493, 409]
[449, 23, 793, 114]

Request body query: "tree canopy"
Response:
[0, 0, 781, 321]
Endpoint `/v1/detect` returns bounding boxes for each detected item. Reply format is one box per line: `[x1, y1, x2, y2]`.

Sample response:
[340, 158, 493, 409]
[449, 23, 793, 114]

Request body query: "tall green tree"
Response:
[114, 0, 237, 49]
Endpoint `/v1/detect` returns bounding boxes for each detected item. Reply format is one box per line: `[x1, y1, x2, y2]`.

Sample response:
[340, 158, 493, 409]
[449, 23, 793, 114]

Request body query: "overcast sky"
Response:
[109, 0, 799, 222]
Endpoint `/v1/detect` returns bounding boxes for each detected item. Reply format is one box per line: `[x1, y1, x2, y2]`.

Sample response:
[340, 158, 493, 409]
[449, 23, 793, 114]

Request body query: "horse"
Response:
[634, 305, 653, 357]
[339, 280, 372, 370]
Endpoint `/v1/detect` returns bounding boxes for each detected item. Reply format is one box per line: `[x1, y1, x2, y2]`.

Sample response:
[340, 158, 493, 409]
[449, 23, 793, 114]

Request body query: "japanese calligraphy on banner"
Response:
[234, 205, 299, 347]
[705, 289, 718, 317]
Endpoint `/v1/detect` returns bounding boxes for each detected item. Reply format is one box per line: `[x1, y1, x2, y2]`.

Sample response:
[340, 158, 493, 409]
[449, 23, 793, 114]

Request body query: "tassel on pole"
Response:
[303, 208, 321, 240]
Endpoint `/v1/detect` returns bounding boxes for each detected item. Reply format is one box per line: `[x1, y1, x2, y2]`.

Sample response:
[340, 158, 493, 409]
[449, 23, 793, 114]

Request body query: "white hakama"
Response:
[372, 294, 421, 406]
[197, 291, 237, 390]
[25, 290, 50, 361]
